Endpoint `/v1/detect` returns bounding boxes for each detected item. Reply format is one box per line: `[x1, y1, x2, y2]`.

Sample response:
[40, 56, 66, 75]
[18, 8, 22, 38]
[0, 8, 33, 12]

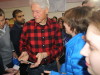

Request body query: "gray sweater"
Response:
[0, 24, 13, 68]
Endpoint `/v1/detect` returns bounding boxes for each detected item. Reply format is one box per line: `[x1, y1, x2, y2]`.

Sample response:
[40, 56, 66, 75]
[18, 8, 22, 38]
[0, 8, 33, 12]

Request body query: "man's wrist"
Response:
[43, 52, 48, 58]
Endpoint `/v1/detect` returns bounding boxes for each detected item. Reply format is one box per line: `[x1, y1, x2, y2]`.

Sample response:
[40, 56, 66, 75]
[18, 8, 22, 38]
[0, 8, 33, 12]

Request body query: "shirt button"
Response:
[42, 37, 45, 39]
[42, 30, 44, 32]
[43, 45, 45, 47]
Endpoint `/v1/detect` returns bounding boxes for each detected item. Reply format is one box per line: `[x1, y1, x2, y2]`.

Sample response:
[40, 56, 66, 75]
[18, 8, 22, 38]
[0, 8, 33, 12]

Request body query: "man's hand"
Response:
[18, 51, 29, 64]
[30, 52, 48, 68]
[44, 70, 51, 75]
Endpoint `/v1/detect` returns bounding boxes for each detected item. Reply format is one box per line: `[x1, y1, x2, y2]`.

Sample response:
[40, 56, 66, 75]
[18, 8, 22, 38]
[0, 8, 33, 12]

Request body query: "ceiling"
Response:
[0, 0, 13, 2]
[0, 0, 29, 9]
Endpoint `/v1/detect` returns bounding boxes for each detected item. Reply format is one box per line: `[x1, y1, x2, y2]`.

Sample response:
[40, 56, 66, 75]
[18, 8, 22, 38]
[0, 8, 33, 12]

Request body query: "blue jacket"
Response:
[50, 33, 89, 75]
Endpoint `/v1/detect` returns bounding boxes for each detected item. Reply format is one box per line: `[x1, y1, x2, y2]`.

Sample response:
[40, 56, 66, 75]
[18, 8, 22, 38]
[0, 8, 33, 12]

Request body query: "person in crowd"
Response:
[9, 18, 14, 28]
[58, 17, 63, 29]
[58, 17, 71, 44]
[0, 54, 15, 75]
[52, 16, 58, 22]
[57, 17, 71, 65]
[18, 0, 63, 75]
[44, 6, 92, 75]
[0, 8, 18, 75]
[80, 9, 100, 75]
[10, 9, 28, 75]
[10, 9, 25, 56]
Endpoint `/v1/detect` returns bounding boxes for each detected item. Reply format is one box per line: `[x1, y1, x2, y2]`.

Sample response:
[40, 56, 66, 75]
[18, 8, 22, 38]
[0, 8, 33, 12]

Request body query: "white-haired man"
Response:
[18, 0, 63, 75]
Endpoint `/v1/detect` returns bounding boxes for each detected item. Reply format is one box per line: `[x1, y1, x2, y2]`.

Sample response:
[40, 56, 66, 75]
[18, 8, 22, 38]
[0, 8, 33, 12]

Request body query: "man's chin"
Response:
[35, 20, 40, 23]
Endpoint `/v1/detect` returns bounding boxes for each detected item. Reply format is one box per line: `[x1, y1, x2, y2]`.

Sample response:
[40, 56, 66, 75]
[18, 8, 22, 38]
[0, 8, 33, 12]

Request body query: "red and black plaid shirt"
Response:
[20, 18, 63, 64]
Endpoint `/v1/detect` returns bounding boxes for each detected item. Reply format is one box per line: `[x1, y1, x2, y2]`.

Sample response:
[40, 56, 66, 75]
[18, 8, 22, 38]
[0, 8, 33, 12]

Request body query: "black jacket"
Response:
[0, 54, 5, 75]
[10, 22, 23, 56]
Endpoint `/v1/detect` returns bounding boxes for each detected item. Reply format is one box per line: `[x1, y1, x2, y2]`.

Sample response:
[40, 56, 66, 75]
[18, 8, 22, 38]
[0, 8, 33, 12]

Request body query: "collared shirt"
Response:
[20, 18, 63, 64]
[0, 24, 6, 37]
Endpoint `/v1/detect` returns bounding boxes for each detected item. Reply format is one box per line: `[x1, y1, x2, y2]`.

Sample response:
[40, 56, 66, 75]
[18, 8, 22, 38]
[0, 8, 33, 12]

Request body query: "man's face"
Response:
[14, 12, 25, 24]
[31, 3, 48, 24]
[0, 15, 5, 29]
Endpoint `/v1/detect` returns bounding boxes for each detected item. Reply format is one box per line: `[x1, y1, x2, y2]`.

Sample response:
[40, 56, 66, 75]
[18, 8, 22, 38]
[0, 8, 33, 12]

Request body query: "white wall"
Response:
[4, 2, 82, 21]
[4, 7, 33, 21]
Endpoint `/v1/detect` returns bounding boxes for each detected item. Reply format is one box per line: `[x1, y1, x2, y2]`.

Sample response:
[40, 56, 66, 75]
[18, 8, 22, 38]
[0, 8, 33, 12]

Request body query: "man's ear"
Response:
[13, 18, 16, 21]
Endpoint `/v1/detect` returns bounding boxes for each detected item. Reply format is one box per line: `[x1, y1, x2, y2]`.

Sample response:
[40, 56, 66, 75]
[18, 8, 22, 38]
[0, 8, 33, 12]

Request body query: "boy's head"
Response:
[63, 6, 92, 35]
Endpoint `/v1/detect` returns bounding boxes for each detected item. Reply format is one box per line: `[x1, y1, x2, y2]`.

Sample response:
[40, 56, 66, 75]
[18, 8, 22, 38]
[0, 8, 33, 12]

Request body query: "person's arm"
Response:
[18, 23, 29, 62]
[10, 40, 18, 58]
[44, 70, 67, 75]
[0, 55, 5, 75]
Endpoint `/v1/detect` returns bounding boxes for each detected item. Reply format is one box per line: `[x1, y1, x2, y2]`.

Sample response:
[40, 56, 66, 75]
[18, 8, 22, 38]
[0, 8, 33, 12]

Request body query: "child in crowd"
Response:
[44, 6, 92, 75]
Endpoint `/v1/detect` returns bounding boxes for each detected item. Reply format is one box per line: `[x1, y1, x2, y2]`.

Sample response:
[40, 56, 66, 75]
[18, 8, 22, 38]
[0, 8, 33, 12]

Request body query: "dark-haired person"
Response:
[10, 9, 25, 56]
[10, 9, 27, 75]
[52, 16, 58, 22]
[0, 8, 18, 75]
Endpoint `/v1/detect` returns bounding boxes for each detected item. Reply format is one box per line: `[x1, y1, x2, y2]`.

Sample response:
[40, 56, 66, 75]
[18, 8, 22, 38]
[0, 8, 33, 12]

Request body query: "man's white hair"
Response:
[30, 0, 50, 9]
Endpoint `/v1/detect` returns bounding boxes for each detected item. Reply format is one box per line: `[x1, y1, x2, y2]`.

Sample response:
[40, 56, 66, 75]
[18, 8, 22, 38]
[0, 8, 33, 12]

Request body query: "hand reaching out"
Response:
[30, 52, 48, 68]
[18, 51, 29, 64]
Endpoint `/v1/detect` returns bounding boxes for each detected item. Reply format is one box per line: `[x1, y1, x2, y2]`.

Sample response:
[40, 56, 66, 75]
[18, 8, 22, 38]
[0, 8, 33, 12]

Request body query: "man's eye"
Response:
[36, 11, 39, 13]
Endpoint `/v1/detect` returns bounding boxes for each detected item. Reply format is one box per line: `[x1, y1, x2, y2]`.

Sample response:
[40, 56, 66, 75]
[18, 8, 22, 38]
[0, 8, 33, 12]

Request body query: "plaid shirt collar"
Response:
[34, 17, 51, 27]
